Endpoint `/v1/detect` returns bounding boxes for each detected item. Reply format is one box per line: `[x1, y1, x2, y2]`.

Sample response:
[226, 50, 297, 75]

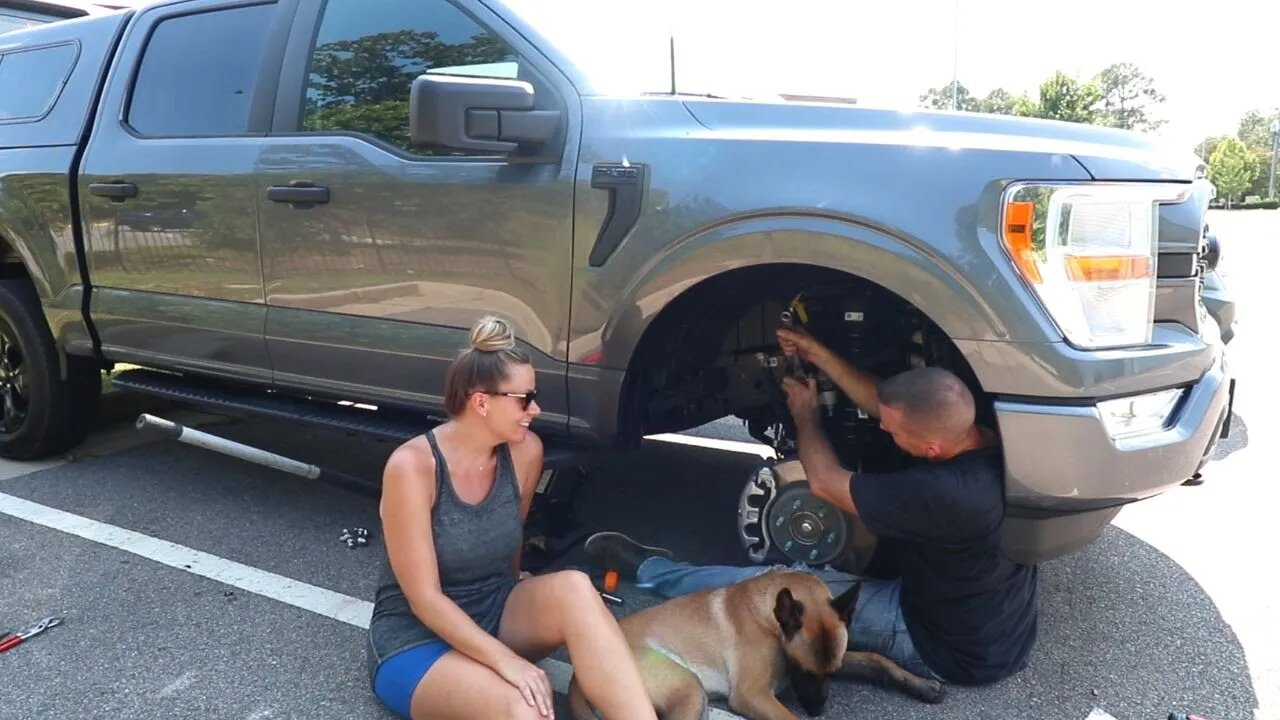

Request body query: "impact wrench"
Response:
[0, 616, 63, 653]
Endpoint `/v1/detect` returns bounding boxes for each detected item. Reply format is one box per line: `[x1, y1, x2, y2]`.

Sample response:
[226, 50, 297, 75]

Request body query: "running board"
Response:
[111, 369, 594, 469]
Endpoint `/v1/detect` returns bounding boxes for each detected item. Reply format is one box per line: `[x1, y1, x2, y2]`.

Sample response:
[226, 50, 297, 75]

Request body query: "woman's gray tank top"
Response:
[366, 430, 523, 678]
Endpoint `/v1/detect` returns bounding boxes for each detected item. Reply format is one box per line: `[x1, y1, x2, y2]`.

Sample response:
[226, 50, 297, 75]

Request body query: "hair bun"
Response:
[469, 315, 516, 353]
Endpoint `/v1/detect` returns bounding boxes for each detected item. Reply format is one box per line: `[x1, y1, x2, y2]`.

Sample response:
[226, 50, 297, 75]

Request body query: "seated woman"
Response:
[367, 316, 656, 720]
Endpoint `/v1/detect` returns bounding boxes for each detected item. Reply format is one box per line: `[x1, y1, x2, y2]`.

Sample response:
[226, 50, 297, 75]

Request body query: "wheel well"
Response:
[617, 263, 992, 445]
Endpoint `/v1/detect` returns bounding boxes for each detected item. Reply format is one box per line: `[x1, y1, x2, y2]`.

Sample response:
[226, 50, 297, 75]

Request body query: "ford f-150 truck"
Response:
[0, 0, 1236, 565]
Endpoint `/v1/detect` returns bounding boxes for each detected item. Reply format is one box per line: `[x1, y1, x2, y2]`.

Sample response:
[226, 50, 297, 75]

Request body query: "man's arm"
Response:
[783, 377, 859, 517]
[778, 328, 881, 418]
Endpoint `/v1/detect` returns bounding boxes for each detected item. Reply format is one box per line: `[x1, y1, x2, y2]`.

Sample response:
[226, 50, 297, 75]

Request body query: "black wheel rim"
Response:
[0, 322, 29, 437]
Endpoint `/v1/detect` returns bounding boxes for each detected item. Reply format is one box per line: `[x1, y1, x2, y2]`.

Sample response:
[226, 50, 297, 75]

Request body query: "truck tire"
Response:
[0, 277, 101, 460]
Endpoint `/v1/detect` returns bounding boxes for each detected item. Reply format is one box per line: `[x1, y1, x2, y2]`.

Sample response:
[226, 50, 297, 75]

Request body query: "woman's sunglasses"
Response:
[484, 390, 538, 410]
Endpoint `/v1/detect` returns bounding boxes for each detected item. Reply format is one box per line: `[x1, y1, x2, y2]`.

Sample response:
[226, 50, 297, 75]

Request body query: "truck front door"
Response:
[78, 0, 295, 383]
[255, 0, 579, 427]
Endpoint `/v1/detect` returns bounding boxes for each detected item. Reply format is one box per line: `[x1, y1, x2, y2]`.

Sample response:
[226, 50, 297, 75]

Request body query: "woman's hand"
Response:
[495, 653, 554, 717]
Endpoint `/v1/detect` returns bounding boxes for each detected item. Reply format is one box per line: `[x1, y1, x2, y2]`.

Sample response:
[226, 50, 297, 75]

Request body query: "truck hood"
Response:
[681, 98, 1203, 182]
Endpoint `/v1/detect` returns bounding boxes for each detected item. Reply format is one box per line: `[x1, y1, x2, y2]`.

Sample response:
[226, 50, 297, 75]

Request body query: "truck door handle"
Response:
[88, 182, 139, 201]
[267, 183, 330, 207]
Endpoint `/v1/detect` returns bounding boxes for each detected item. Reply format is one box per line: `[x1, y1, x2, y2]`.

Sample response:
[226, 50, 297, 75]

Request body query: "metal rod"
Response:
[1269, 120, 1278, 200]
[135, 413, 378, 497]
[138, 413, 320, 479]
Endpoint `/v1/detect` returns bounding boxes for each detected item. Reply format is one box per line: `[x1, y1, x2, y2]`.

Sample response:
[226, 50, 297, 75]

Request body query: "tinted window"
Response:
[0, 7, 67, 35]
[303, 0, 519, 155]
[128, 3, 275, 136]
[0, 13, 45, 34]
[0, 43, 77, 121]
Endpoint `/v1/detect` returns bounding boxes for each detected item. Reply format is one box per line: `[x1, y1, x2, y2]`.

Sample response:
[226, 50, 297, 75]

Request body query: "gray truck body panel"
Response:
[0, 0, 1238, 564]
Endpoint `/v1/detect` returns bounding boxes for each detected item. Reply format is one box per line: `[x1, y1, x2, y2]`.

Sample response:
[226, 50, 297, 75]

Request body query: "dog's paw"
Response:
[915, 679, 945, 704]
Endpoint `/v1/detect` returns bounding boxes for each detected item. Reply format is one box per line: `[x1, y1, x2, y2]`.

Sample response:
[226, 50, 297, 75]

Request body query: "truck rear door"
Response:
[77, 0, 297, 384]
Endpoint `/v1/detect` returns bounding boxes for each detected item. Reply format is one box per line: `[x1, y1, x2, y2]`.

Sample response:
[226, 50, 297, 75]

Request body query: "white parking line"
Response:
[646, 433, 778, 459]
[0, 490, 372, 627]
[0, 490, 742, 718]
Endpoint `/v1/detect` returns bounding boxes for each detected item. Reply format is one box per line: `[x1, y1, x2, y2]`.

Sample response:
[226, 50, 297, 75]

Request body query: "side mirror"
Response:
[409, 74, 561, 154]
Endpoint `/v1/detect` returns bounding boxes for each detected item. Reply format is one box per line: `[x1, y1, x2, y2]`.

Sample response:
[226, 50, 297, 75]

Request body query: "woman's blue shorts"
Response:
[372, 640, 452, 719]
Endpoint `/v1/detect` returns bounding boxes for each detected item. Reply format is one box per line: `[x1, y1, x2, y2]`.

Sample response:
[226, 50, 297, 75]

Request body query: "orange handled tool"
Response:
[0, 616, 63, 653]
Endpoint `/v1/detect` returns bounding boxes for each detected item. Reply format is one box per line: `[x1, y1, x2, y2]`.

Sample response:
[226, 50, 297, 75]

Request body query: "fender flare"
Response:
[0, 211, 59, 301]
[600, 213, 1052, 371]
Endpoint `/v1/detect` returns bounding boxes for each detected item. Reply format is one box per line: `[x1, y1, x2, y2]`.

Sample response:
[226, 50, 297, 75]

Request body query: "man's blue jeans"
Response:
[635, 557, 941, 681]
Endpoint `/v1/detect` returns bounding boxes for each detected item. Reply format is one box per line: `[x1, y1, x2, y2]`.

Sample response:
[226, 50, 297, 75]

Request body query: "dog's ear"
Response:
[831, 581, 860, 624]
[774, 587, 806, 640]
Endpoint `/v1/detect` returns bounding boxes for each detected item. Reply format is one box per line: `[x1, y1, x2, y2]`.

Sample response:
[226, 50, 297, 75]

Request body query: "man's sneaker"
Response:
[583, 532, 674, 580]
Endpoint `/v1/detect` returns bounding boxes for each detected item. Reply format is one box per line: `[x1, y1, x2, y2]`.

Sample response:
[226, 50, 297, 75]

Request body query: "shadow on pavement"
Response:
[564, 441, 1260, 720]
[1212, 411, 1248, 463]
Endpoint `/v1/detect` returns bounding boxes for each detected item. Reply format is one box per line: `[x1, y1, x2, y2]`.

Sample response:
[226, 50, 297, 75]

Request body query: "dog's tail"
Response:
[567, 674, 599, 720]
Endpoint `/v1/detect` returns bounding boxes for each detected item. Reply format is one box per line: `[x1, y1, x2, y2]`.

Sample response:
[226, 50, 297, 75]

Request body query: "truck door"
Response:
[77, 0, 297, 383]
[255, 0, 579, 427]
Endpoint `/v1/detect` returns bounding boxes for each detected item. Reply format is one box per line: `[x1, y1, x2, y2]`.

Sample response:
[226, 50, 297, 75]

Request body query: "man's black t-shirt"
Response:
[851, 446, 1038, 685]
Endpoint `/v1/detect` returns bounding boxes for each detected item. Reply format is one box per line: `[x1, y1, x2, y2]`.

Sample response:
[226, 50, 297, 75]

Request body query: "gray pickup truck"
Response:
[0, 0, 1235, 565]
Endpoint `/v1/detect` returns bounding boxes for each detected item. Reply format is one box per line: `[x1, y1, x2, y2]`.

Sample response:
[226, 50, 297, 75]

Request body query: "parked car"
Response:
[0, 0, 1235, 565]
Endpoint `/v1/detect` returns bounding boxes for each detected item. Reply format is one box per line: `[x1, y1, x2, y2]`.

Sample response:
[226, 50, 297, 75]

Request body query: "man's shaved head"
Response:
[876, 367, 976, 453]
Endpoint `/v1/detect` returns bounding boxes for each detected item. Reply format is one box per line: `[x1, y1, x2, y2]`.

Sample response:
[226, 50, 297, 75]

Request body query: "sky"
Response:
[629, 0, 1279, 154]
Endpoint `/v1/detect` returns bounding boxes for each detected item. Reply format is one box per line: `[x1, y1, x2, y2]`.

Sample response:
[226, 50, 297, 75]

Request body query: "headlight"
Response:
[1001, 183, 1188, 348]
[1097, 388, 1185, 440]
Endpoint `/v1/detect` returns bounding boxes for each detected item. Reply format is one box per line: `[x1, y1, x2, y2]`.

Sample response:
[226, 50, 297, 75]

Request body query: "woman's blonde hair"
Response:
[443, 316, 530, 416]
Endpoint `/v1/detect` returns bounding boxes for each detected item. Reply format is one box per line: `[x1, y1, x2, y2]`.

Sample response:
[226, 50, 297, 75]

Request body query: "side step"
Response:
[111, 369, 594, 469]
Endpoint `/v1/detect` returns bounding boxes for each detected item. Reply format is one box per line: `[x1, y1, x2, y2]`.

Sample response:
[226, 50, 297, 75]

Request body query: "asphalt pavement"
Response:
[1, 209, 1275, 720]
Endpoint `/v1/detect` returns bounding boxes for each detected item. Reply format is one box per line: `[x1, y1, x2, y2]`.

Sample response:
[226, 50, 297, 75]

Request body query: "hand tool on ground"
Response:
[565, 565, 625, 606]
[0, 616, 64, 653]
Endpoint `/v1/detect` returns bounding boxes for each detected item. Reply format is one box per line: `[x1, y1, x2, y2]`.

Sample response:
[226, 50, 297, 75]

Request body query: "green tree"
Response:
[1236, 108, 1279, 198]
[920, 81, 978, 111]
[1094, 62, 1165, 131]
[1208, 138, 1260, 207]
[1032, 72, 1103, 124]
[920, 82, 1033, 116]
[1237, 108, 1280, 149]
[976, 88, 1025, 115]
[1196, 135, 1231, 163]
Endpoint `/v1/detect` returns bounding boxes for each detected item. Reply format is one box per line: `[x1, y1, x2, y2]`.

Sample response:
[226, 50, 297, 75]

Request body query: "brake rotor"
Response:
[765, 481, 847, 565]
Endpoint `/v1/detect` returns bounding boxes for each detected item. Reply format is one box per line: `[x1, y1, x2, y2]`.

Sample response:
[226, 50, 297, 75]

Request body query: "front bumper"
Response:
[994, 345, 1232, 563]
[995, 346, 1231, 509]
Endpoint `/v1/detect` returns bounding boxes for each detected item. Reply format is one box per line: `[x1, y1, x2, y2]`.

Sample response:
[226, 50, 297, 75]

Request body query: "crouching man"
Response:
[587, 327, 1040, 686]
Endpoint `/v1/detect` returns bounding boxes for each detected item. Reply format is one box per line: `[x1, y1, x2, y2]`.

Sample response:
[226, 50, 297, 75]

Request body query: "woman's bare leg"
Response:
[499, 570, 657, 720]
[408, 650, 543, 720]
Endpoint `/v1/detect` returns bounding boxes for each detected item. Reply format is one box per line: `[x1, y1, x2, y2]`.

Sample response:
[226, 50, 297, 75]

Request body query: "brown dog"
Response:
[568, 569, 943, 719]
